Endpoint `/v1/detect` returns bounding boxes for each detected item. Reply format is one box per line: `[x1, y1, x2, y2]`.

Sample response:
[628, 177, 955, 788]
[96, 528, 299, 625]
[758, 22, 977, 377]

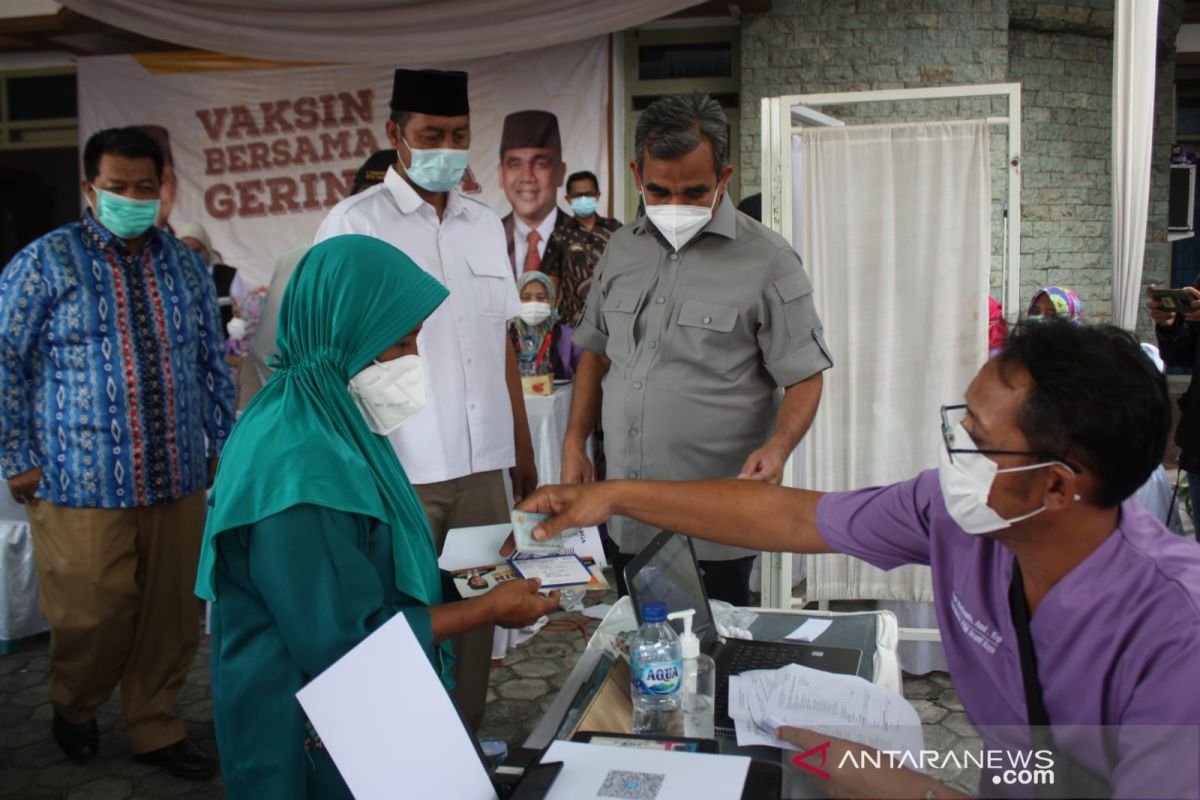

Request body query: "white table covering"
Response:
[0, 491, 48, 650]
[493, 383, 589, 660]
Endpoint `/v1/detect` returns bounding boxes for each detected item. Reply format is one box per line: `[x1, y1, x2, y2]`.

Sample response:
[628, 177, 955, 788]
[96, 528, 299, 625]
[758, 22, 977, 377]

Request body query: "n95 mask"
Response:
[347, 355, 426, 435]
[642, 190, 717, 251]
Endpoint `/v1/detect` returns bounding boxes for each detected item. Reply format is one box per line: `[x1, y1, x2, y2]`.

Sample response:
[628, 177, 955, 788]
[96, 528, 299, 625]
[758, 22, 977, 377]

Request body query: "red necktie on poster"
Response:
[523, 230, 542, 273]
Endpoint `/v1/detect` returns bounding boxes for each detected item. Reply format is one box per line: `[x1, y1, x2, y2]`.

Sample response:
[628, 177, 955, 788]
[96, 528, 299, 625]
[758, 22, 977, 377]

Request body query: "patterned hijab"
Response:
[195, 235, 448, 614]
[1028, 286, 1083, 324]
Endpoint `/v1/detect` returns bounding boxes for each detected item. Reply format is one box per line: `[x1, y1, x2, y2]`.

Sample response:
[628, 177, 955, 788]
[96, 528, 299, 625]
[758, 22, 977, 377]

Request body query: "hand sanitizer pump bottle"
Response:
[668, 609, 715, 739]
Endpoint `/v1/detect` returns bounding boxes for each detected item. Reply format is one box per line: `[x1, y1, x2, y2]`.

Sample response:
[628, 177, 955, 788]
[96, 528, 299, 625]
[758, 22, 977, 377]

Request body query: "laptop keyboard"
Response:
[726, 641, 817, 673]
[713, 642, 823, 733]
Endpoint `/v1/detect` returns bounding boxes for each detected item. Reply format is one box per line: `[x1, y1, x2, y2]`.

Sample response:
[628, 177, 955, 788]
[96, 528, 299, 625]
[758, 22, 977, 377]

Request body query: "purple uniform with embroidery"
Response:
[816, 469, 1200, 798]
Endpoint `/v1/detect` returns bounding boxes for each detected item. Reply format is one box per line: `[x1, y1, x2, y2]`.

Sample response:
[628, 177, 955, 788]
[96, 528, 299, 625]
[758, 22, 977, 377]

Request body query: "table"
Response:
[0, 492, 48, 652]
[524, 597, 901, 799]
[523, 382, 577, 486]
[493, 384, 590, 660]
[526, 597, 900, 748]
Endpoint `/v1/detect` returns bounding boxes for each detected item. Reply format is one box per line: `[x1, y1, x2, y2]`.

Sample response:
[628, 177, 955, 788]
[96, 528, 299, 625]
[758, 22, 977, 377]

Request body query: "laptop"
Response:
[626, 531, 864, 737]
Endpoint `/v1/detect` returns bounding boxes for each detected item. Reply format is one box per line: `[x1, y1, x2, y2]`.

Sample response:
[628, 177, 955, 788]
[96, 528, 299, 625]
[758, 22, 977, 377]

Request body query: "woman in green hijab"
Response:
[196, 235, 558, 799]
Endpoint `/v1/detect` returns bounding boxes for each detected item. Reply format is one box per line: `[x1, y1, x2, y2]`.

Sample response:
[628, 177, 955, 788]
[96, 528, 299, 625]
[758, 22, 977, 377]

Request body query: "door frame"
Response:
[759, 83, 1023, 611]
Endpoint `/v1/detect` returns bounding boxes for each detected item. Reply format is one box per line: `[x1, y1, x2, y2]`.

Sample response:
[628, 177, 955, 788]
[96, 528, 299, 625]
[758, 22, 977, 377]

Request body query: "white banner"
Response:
[77, 38, 610, 287]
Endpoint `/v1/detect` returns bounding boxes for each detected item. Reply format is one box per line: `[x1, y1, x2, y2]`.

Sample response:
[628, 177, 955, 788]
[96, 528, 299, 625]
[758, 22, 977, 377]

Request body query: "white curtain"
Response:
[60, 0, 699, 64]
[1111, 0, 1160, 329]
[797, 120, 992, 603]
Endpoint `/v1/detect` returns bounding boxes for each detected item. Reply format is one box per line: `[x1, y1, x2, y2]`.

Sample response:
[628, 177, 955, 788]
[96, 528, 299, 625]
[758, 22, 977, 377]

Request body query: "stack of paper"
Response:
[727, 663, 924, 757]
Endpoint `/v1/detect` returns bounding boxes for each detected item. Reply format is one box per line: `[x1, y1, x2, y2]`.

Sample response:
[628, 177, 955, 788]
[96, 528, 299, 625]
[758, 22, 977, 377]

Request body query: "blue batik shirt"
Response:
[0, 212, 237, 508]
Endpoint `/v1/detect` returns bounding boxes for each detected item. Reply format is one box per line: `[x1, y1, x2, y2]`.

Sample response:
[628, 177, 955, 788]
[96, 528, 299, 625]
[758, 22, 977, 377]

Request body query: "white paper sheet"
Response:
[728, 664, 924, 757]
[784, 618, 832, 641]
[542, 740, 749, 800]
[560, 525, 608, 567]
[438, 523, 513, 572]
[296, 613, 496, 800]
[510, 554, 593, 587]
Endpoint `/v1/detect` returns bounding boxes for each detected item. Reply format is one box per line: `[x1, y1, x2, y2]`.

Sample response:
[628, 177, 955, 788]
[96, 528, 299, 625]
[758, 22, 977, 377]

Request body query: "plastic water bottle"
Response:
[630, 601, 683, 735]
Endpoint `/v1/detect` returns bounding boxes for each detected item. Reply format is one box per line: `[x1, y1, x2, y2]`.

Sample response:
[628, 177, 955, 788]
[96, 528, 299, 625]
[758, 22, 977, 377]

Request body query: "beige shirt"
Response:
[574, 194, 832, 559]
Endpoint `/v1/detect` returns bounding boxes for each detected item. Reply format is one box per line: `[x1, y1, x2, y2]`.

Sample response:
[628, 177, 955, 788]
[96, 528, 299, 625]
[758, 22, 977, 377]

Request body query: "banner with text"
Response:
[77, 39, 609, 286]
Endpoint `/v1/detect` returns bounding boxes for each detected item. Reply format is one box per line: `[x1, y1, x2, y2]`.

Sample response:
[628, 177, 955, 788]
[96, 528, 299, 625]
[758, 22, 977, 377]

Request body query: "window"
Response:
[0, 68, 78, 150]
[638, 43, 732, 80]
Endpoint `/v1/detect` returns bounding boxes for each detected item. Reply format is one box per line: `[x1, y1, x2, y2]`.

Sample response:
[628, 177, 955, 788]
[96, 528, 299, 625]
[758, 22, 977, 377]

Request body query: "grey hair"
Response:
[634, 92, 729, 175]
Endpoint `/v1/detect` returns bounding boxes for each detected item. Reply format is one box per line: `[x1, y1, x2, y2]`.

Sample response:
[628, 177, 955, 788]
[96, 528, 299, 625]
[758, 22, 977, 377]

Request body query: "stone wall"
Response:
[739, 0, 1185, 330]
[740, 0, 1009, 192]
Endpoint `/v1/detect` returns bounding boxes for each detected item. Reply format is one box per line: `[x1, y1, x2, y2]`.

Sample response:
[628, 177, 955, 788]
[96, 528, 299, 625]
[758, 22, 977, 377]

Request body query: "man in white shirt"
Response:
[499, 110, 571, 277]
[315, 68, 537, 731]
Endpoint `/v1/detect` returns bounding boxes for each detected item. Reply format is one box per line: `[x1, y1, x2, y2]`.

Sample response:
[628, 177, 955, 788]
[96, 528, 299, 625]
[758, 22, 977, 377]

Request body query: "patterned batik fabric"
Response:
[541, 215, 622, 328]
[0, 212, 236, 508]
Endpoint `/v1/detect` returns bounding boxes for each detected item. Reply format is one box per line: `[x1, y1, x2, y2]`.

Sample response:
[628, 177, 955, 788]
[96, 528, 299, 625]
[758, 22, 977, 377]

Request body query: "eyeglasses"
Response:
[940, 404, 1081, 473]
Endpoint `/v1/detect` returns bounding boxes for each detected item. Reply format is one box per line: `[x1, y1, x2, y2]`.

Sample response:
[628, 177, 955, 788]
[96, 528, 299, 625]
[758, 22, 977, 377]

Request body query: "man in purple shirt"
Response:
[521, 320, 1200, 799]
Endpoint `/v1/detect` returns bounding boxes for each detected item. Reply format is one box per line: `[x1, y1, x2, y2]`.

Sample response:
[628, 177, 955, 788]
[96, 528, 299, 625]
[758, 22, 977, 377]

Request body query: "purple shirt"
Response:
[817, 470, 1200, 798]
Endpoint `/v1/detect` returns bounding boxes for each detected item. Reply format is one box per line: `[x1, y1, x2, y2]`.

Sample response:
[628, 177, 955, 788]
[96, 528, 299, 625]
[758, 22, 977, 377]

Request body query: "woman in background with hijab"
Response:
[509, 270, 580, 380]
[196, 235, 558, 799]
[1027, 285, 1083, 323]
[177, 222, 245, 339]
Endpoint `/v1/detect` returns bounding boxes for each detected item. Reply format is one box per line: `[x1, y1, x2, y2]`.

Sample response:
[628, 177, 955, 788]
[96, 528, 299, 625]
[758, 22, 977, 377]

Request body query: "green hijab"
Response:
[195, 234, 448, 611]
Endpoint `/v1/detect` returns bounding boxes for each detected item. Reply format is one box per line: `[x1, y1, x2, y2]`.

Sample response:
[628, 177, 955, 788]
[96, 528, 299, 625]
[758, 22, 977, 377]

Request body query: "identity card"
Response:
[509, 553, 594, 588]
[511, 509, 576, 555]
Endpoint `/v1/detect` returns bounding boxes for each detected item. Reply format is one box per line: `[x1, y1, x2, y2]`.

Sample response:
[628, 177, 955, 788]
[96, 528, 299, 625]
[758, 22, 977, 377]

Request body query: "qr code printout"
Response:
[597, 769, 665, 800]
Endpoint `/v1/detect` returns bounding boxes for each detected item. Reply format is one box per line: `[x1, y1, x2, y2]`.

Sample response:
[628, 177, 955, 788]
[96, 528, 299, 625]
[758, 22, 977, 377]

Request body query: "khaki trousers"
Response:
[414, 470, 509, 732]
[27, 490, 206, 753]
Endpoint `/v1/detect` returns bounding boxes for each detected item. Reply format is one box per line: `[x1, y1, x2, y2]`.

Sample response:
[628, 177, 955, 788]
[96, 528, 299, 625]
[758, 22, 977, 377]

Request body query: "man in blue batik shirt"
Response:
[0, 128, 235, 779]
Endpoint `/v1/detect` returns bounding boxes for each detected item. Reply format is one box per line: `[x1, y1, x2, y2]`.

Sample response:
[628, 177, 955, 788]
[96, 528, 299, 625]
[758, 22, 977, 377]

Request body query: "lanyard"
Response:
[533, 330, 553, 371]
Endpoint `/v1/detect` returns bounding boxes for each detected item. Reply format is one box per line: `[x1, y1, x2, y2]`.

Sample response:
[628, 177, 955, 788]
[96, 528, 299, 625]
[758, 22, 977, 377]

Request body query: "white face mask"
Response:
[642, 189, 719, 251]
[346, 355, 426, 435]
[398, 138, 469, 193]
[225, 317, 248, 340]
[937, 420, 1071, 534]
[519, 301, 552, 326]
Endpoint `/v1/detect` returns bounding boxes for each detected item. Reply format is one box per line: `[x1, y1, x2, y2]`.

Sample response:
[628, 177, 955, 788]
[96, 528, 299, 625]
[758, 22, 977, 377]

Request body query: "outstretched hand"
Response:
[517, 482, 616, 541]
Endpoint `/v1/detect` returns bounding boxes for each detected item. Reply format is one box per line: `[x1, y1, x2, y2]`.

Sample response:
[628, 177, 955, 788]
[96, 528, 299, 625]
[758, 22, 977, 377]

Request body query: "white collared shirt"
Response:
[316, 167, 521, 484]
[512, 209, 558, 271]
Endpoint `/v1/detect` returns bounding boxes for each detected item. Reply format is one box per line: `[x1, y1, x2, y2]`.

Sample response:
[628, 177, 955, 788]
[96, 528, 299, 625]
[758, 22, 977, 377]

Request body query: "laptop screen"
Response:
[626, 532, 719, 652]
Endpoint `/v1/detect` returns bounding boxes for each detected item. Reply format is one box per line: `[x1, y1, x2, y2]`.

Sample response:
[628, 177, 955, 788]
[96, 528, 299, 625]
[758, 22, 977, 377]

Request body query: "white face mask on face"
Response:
[519, 301, 552, 326]
[642, 188, 720, 251]
[937, 420, 1073, 534]
[347, 355, 426, 435]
